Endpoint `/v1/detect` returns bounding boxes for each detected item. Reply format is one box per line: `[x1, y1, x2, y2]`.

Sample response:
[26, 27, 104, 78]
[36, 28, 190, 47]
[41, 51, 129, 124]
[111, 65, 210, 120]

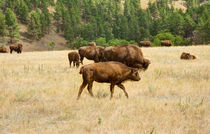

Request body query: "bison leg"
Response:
[69, 61, 72, 67]
[110, 83, 115, 99]
[80, 56, 84, 65]
[73, 61, 76, 67]
[10, 49, 12, 54]
[87, 82, 94, 97]
[117, 84, 129, 98]
[77, 81, 88, 100]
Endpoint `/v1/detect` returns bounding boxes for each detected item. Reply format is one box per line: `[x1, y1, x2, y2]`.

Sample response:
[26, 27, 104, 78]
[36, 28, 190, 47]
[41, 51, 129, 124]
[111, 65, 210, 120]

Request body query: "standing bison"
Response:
[161, 40, 172, 46]
[77, 61, 141, 99]
[68, 51, 80, 67]
[104, 45, 150, 70]
[0, 46, 8, 53]
[9, 43, 23, 54]
[139, 41, 152, 47]
[78, 46, 104, 64]
[180, 52, 196, 60]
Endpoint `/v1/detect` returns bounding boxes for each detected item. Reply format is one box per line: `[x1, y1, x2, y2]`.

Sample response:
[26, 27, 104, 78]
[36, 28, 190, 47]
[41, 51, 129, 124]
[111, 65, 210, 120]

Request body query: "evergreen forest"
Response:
[0, 0, 209, 48]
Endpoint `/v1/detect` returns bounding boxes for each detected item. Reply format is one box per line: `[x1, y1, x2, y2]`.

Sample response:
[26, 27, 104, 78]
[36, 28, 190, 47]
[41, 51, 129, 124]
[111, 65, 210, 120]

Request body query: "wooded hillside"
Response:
[0, 0, 209, 49]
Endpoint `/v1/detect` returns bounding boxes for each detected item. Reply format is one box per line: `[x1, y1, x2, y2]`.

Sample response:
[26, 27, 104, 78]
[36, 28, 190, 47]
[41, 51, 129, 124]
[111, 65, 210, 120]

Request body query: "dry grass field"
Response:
[0, 45, 209, 134]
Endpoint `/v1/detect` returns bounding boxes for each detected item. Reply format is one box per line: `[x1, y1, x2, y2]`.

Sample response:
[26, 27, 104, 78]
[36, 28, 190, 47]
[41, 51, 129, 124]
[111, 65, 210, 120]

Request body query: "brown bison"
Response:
[68, 51, 80, 67]
[103, 45, 150, 70]
[89, 42, 96, 46]
[9, 43, 23, 54]
[180, 52, 196, 60]
[139, 41, 152, 47]
[77, 61, 141, 99]
[161, 40, 172, 46]
[78, 46, 105, 64]
[0, 46, 8, 53]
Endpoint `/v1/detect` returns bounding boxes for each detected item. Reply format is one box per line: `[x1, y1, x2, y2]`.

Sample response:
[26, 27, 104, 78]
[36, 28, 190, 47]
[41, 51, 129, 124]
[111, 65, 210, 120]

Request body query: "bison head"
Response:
[129, 68, 141, 81]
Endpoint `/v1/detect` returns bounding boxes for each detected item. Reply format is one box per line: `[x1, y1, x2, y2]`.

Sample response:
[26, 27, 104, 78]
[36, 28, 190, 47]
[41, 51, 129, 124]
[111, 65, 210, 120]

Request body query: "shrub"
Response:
[69, 37, 89, 49]
[95, 37, 107, 47]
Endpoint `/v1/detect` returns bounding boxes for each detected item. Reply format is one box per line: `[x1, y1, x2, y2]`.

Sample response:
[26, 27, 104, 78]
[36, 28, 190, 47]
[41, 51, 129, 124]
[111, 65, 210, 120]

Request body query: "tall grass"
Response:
[0, 46, 209, 133]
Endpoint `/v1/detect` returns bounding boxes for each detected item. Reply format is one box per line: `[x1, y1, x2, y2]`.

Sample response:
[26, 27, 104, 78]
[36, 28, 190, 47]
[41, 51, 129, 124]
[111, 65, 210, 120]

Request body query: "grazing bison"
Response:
[139, 41, 152, 47]
[9, 43, 23, 54]
[68, 51, 80, 67]
[89, 42, 96, 46]
[104, 45, 150, 70]
[78, 46, 105, 64]
[180, 52, 196, 60]
[0, 46, 8, 53]
[77, 61, 141, 99]
[161, 40, 172, 46]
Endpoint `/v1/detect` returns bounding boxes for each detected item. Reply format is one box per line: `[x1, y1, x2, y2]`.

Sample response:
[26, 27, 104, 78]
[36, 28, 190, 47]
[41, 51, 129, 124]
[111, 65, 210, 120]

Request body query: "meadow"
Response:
[0, 45, 209, 134]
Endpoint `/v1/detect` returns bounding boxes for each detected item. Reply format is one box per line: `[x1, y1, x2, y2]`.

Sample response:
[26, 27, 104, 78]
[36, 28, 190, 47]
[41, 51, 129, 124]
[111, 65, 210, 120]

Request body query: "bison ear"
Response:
[131, 68, 138, 73]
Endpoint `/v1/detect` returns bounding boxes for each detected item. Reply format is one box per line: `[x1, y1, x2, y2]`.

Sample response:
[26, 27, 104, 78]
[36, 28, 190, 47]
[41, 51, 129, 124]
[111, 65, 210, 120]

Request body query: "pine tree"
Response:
[27, 11, 42, 40]
[0, 10, 6, 37]
[16, 0, 29, 24]
[5, 8, 20, 43]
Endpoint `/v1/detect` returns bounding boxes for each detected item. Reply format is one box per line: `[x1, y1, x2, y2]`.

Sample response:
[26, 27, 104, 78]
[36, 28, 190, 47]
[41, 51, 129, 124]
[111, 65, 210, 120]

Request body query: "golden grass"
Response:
[0, 45, 209, 134]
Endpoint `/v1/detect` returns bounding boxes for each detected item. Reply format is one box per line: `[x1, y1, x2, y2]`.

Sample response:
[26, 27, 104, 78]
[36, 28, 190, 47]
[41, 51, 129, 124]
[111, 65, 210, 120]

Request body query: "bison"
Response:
[0, 46, 8, 53]
[9, 43, 23, 54]
[89, 42, 96, 46]
[180, 52, 196, 60]
[161, 40, 172, 46]
[78, 46, 105, 64]
[139, 41, 152, 47]
[77, 61, 141, 99]
[68, 51, 80, 67]
[103, 45, 150, 70]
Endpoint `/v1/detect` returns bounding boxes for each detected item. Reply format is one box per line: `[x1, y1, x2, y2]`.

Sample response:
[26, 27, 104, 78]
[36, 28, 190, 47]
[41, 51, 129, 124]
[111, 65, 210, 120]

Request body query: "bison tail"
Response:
[79, 66, 84, 74]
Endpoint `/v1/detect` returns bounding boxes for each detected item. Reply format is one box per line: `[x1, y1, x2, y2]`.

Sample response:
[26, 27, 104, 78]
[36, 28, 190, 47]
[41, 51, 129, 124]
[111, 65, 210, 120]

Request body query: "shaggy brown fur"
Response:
[78, 46, 105, 64]
[139, 41, 152, 47]
[89, 42, 96, 46]
[180, 52, 196, 60]
[77, 61, 140, 99]
[9, 43, 23, 54]
[161, 40, 172, 46]
[68, 52, 80, 67]
[0, 46, 8, 53]
[103, 45, 150, 70]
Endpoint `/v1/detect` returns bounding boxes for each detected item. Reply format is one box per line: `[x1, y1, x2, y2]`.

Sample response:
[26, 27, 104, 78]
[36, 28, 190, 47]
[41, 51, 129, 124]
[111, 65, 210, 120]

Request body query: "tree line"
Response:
[0, 0, 209, 48]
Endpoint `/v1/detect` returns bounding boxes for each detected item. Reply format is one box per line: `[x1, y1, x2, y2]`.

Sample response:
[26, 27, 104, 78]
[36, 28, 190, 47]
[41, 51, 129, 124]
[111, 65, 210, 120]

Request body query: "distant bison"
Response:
[77, 61, 141, 99]
[0, 46, 8, 53]
[68, 51, 80, 67]
[9, 43, 23, 54]
[104, 45, 150, 70]
[161, 40, 172, 46]
[180, 52, 196, 60]
[89, 42, 96, 46]
[78, 46, 105, 64]
[139, 41, 152, 47]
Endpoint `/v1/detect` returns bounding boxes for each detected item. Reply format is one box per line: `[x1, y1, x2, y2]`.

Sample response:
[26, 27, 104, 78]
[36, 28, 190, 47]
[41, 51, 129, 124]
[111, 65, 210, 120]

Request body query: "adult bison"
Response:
[78, 46, 104, 64]
[104, 45, 150, 70]
[68, 51, 80, 67]
[180, 52, 196, 60]
[139, 41, 152, 47]
[161, 40, 172, 46]
[9, 43, 23, 54]
[0, 46, 8, 53]
[77, 61, 140, 99]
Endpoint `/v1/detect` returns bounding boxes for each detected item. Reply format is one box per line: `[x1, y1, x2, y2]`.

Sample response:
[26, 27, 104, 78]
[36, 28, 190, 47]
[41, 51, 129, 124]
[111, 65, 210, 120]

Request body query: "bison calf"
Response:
[180, 52, 196, 60]
[0, 46, 8, 53]
[68, 52, 80, 67]
[77, 61, 141, 99]
[9, 43, 23, 54]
